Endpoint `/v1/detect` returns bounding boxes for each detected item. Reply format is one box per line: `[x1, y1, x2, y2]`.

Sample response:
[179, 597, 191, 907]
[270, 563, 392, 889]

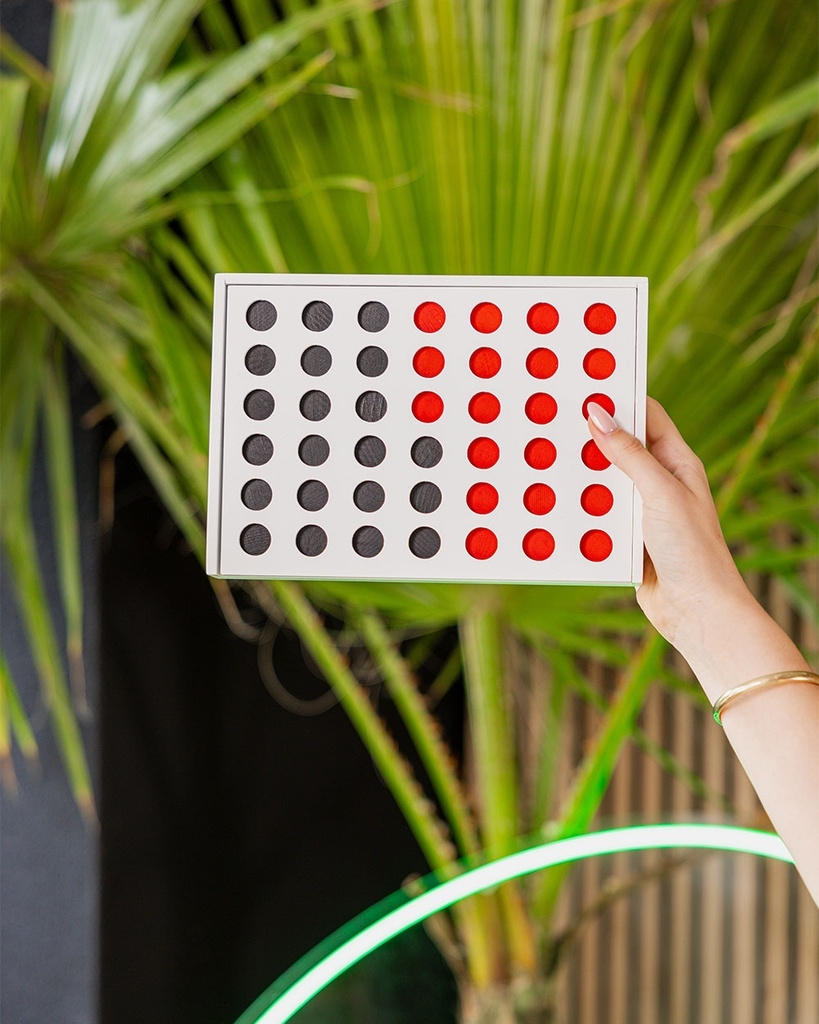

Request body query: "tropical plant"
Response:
[1, 0, 816, 1021]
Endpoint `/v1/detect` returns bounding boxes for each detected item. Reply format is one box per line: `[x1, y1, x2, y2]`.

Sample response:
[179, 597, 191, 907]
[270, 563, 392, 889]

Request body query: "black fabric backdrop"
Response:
[100, 449, 459, 1023]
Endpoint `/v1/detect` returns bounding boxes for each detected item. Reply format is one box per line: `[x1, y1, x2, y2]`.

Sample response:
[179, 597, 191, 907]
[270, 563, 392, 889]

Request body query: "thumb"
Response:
[586, 401, 671, 501]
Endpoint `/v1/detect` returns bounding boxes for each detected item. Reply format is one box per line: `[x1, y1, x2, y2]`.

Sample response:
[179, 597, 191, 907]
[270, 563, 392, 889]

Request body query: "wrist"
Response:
[664, 571, 752, 659]
[671, 583, 808, 704]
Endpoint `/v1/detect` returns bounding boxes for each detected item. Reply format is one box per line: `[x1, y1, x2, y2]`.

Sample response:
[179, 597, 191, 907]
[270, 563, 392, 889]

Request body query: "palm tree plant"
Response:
[2, 0, 816, 1020]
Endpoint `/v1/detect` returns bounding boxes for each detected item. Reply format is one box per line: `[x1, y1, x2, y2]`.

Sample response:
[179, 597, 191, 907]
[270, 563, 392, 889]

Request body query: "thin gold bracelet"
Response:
[713, 670, 819, 726]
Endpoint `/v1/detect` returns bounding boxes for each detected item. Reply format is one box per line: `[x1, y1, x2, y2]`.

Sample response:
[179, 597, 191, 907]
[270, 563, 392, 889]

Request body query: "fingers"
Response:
[586, 400, 675, 500]
[587, 398, 707, 502]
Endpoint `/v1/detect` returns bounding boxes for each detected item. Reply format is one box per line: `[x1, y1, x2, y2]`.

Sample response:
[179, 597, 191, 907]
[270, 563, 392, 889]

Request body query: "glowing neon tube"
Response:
[237, 823, 793, 1024]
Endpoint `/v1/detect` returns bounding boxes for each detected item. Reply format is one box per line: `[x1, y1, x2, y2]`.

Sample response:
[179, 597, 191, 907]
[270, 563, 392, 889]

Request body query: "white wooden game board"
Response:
[207, 275, 647, 585]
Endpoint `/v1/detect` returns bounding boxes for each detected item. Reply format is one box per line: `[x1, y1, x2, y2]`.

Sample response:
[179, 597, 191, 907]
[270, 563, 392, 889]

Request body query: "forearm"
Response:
[675, 585, 819, 905]
[586, 400, 819, 904]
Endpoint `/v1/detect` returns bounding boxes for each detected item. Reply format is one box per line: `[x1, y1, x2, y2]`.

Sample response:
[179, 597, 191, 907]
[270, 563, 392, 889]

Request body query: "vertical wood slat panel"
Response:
[795, 895, 819, 1024]
[608, 729, 633, 1024]
[577, 682, 602, 1024]
[763, 861, 791, 1024]
[548, 558, 818, 1024]
[669, 659, 694, 1024]
[638, 687, 663, 1024]
[700, 705, 727, 1024]
[551, 678, 581, 1023]
[731, 746, 760, 1024]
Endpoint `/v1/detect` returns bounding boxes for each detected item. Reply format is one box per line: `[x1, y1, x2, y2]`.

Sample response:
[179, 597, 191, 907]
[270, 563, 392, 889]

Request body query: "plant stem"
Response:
[272, 585, 503, 988]
[460, 608, 538, 976]
[460, 609, 518, 852]
[271, 580, 456, 872]
[357, 610, 480, 858]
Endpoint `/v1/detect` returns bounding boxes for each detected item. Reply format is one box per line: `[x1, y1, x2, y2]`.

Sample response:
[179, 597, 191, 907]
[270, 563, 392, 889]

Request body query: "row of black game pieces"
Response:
[240, 478, 441, 514]
[246, 300, 390, 333]
[239, 523, 441, 559]
[246, 343, 390, 379]
[242, 434, 443, 469]
[242, 389, 388, 427]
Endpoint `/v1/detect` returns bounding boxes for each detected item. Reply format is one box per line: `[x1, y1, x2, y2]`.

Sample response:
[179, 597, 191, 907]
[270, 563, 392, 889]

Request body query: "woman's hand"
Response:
[585, 397, 752, 652]
[587, 397, 818, 905]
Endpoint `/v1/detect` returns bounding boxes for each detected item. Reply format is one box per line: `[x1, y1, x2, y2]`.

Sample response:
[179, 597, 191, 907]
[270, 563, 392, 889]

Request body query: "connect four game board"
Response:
[207, 275, 648, 585]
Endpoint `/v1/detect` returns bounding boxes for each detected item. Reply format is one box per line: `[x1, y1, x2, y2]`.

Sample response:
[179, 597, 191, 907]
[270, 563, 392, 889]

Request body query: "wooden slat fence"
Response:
[550, 574, 819, 1024]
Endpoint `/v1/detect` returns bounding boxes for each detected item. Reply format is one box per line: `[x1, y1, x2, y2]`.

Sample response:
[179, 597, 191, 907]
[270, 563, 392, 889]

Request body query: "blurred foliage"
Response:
[1, 0, 816, 1016]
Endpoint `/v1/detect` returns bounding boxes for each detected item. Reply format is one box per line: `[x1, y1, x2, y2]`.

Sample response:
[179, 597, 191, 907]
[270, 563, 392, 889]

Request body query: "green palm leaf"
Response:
[0, 0, 383, 809]
[2, 0, 816, 1010]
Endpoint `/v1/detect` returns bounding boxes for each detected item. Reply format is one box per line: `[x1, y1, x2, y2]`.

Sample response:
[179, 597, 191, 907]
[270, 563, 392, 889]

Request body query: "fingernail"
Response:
[587, 402, 618, 434]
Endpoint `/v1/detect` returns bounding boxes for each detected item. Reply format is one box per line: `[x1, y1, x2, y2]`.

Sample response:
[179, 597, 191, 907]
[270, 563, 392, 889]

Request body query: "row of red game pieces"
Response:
[412, 345, 616, 380]
[414, 300, 617, 335]
[467, 527, 614, 562]
[409, 389, 616, 424]
[462, 481, 613, 517]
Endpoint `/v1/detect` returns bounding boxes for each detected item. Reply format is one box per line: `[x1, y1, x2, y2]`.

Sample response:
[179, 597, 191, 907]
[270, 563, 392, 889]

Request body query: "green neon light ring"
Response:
[237, 823, 793, 1024]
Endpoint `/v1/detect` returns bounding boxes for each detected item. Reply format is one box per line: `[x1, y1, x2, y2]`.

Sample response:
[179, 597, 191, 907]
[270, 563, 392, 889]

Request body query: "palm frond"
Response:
[0, 0, 383, 816]
[2, 1, 816, 1005]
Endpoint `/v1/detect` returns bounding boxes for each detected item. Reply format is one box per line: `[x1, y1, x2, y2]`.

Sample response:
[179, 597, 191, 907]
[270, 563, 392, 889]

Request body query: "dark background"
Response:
[99, 448, 460, 1024]
[1, 3, 459, 1020]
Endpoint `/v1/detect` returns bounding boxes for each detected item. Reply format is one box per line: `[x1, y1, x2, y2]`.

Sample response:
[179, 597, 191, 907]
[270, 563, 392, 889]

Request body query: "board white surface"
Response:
[207, 274, 647, 585]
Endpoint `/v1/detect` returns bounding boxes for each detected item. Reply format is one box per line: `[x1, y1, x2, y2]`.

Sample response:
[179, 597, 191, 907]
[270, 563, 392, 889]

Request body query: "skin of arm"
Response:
[586, 398, 819, 906]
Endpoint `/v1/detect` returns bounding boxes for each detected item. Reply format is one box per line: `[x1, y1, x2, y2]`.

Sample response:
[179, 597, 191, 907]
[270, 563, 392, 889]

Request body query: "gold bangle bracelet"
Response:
[713, 670, 819, 726]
